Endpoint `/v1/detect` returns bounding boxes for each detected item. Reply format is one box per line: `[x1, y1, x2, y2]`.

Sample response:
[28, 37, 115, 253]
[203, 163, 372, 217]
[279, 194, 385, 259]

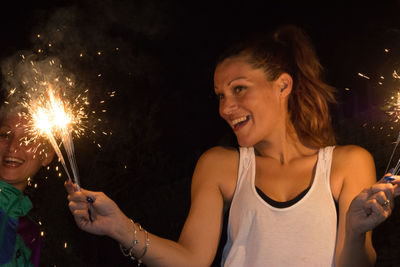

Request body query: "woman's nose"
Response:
[220, 97, 238, 116]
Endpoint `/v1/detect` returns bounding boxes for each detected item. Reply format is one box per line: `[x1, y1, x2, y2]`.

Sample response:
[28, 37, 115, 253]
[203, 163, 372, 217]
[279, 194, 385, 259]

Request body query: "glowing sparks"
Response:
[358, 72, 370, 79]
[3, 51, 114, 189]
[21, 85, 85, 186]
[382, 68, 400, 175]
[393, 70, 400, 79]
[30, 87, 71, 136]
[4, 56, 91, 188]
[8, 88, 16, 98]
[385, 92, 400, 123]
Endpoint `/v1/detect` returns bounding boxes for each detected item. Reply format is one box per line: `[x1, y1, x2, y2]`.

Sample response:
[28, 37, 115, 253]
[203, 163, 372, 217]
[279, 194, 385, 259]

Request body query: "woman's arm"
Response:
[66, 146, 238, 267]
[333, 145, 400, 267]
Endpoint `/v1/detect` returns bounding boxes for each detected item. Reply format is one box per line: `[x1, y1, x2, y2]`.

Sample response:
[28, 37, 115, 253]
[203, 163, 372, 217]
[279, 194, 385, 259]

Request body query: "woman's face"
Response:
[214, 56, 288, 147]
[0, 113, 52, 190]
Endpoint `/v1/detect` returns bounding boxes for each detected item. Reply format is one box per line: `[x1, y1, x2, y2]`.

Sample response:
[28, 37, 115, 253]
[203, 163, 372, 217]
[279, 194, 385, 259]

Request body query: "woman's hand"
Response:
[346, 174, 400, 236]
[64, 181, 130, 240]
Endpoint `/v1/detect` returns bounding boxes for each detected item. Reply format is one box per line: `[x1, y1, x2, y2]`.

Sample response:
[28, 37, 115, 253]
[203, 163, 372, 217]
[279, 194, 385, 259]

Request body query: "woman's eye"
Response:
[234, 86, 246, 94]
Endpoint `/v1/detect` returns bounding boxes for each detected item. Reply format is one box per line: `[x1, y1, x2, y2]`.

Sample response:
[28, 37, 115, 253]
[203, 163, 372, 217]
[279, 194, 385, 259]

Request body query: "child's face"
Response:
[0, 113, 52, 190]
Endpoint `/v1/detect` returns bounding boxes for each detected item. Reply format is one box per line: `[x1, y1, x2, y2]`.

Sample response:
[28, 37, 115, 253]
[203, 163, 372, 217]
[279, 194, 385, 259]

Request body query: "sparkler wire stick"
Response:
[46, 132, 72, 182]
[61, 130, 81, 190]
[28, 86, 83, 190]
[392, 159, 400, 175]
[384, 132, 400, 174]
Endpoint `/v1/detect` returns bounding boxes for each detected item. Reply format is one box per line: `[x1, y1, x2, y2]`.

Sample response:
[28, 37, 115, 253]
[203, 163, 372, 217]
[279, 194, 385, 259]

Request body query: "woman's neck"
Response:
[254, 129, 317, 164]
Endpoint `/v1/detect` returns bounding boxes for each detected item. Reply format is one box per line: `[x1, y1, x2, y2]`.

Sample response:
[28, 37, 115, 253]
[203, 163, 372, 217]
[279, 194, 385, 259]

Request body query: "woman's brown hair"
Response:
[216, 25, 336, 148]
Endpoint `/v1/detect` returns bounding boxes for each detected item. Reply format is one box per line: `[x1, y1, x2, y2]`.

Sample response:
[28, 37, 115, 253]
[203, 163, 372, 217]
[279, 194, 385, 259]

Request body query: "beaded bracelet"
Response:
[119, 219, 138, 260]
[136, 223, 150, 266]
[119, 220, 150, 266]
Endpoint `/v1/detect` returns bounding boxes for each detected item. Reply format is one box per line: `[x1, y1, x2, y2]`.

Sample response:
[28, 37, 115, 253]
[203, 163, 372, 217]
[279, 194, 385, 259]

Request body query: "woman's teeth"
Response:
[232, 115, 250, 127]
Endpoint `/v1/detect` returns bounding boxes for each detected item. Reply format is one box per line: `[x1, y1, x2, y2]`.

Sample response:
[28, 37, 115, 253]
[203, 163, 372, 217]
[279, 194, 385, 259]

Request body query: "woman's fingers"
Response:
[348, 180, 398, 234]
[68, 199, 88, 211]
[64, 182, 98, 201]
[382, 173, 400, 184]
[367, 183, 395, 202]
[363, 197, 391, 221]
[73, 209, 91, 221]
[67, 188, 99, 203]
[362, 188, 394, 227]
[371, 191, 393, 211]
[64, 180, 77, 194]
[67, 191, 87, 202]
[385, 175, 400, 196]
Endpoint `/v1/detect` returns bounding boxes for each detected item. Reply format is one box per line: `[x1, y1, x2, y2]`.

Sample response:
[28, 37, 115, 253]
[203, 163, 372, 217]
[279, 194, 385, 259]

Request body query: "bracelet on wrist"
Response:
[119, 219, 150, 266]
[136, 223, 150, 266]
[119, 219, 138, 260]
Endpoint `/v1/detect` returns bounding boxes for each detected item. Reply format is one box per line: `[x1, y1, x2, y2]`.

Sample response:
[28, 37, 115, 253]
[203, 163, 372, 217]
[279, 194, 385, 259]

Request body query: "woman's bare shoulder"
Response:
[199, 146, 238, 161]
[332, 144, 376, 187]
[193, 146, 239, 201]
[195, 146, 239, 178]
[333, 145, 374, 165]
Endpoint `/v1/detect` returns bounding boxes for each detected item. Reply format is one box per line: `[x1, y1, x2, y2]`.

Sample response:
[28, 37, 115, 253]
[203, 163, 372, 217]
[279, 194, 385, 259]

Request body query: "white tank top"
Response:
[221, 146, 337, 267]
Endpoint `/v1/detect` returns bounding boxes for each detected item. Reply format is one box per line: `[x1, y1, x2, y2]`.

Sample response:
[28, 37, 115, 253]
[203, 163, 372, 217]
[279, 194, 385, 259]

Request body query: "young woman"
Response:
[66, 25, 400, 266]
[0, 109, 54, 267]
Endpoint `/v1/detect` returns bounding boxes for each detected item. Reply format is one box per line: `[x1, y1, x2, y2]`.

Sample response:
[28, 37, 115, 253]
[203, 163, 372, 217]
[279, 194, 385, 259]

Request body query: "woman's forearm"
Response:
[336, 231, 375, 267]
[110, 215, 211, 267]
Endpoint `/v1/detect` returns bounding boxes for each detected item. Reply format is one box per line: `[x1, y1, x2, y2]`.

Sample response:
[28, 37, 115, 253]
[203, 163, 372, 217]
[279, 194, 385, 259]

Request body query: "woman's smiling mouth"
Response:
[231, 115, 251, 130]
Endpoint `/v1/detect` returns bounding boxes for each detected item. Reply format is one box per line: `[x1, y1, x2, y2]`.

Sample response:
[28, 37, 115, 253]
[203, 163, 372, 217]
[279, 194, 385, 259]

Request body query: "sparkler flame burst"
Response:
[384, 71, 400, 124]
[31, 87, 72, 136]
[22, 85, 86, 187]
[382, 70, 400, 175]
[5, 56, 91, 189]
[3, 52, 114, 190]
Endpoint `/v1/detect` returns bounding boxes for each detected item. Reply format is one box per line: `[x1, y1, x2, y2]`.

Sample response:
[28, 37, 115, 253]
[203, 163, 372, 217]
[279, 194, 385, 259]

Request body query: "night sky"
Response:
[2, 1, 400, 266]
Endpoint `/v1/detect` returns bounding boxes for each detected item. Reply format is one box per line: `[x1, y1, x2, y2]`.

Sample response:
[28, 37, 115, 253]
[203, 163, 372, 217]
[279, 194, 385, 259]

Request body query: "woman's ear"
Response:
[277, 73, 293, 97]
[41, 147, 55, 167]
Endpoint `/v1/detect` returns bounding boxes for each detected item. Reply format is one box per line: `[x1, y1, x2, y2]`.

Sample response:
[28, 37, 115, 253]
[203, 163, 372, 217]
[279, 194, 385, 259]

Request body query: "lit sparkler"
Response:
[5, 56, 90, 189]
[382, 70, 400, 177]
[25, 86, 84, 188]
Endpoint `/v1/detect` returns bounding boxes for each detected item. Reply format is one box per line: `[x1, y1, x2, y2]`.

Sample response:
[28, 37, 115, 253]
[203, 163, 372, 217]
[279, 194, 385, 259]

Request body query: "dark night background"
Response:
[1, 0, 400, 266]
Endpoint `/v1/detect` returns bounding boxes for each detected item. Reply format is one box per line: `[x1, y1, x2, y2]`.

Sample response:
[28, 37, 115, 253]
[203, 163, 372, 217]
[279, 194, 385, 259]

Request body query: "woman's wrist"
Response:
[345, 215, 367, 244]
[345, 210, 368, 238]
[345, 228, 366, 245]
[117, 218, 151, 266]
[111, 214, 137, 247]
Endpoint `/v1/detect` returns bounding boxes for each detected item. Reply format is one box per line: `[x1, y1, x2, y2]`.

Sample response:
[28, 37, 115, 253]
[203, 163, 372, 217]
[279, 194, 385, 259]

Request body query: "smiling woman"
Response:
[0, 107, 54, 267]
[65, 24, 400, 267]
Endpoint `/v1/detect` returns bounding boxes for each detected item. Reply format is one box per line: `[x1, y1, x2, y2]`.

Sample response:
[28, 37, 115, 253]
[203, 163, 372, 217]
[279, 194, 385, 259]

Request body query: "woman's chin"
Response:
[237, 138, 254, 148]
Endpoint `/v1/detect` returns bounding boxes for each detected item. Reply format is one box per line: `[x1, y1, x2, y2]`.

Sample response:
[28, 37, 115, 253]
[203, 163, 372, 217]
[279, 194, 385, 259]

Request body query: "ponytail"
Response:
[274, 25, 336, 148]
